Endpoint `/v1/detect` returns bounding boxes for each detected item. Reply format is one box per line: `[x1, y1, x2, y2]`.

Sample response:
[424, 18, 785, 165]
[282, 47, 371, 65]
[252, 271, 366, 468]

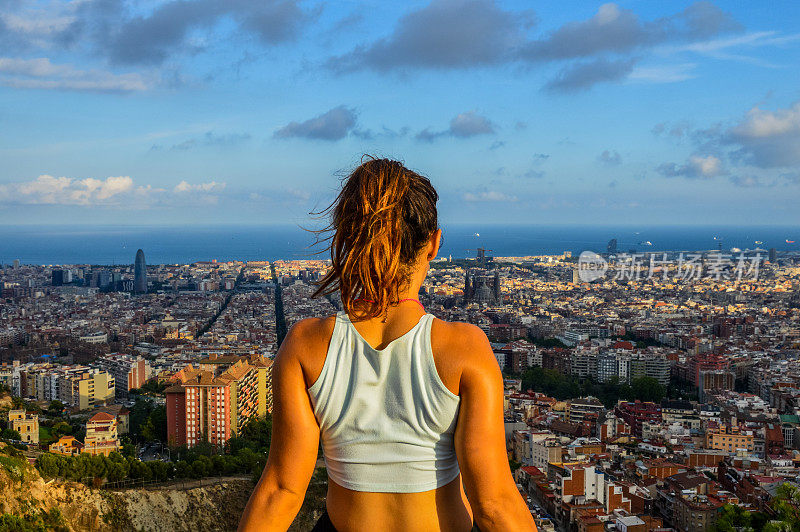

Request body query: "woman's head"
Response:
[311, 156, 439, 319]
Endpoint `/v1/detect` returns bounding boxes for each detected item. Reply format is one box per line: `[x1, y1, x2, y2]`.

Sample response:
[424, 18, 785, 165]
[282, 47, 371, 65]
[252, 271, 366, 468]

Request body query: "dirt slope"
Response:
[0, 450, 255, 531]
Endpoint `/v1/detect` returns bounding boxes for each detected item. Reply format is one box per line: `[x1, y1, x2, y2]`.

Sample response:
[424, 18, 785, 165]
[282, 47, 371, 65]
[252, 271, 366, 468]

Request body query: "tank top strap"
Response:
[416, 313, 460, 401]
[307, 311, 347, 396]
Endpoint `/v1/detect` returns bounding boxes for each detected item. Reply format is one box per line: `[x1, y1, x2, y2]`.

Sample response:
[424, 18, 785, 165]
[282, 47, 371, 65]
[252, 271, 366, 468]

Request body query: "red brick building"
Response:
[166, 368, 231, 448]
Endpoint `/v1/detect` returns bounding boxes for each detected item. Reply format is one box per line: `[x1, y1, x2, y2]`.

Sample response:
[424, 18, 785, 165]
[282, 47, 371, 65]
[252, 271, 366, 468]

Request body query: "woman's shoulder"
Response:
[281, 313, 339, 388]
[430, 317, 492, 356]
[429, 317, 498, 395]
[283, 313, 340, 355]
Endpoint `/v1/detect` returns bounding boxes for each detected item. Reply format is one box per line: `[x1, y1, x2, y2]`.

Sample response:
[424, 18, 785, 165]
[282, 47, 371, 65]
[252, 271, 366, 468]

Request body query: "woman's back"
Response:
[307, 310, 461, 493]
[296, 308, 475, 531]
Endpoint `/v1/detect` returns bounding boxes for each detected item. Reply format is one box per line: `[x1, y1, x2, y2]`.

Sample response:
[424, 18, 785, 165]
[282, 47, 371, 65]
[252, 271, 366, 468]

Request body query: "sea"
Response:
[2, 224, 799, 265]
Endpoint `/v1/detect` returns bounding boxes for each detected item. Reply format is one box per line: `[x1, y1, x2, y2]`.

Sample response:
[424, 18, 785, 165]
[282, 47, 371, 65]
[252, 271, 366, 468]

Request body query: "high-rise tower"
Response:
[134, 249, 147, 293]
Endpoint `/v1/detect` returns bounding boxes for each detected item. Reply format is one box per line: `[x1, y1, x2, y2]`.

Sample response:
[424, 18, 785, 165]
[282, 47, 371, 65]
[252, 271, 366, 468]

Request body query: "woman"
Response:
[238, 158, 536, 531]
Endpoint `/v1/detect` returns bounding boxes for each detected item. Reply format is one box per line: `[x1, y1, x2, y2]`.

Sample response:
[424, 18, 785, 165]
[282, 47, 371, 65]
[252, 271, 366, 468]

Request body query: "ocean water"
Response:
[1, 224, 798, 265]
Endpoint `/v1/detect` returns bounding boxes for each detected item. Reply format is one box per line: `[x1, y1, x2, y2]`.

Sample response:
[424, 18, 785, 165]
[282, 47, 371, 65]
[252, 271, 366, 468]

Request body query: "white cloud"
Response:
[657, 154, 724, 178]
[0, 57, 151, 92]
[732, 102, 800, 138]
[174, 180, 226, 193]
[0, 175, 225, 206]
[725, 101, 800, 168]
[689, 154, 723, 177]
[659, 31, 800, 65]
[628, 63, 697, 83]
[462, 190, 518, 202]
[8, 175, 133, 205]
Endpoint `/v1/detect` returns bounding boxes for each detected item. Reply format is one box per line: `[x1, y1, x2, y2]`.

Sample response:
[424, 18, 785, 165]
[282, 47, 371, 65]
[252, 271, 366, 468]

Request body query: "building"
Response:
[59, 368, 115, 410]
[14, 363, 115, 409]
[464, 270, 502, 304]
[49, 436, 83, 456]
[95, 404, 130, 435]
[531, 438, 564, 471]
[548, 462, 632, 515]
[166, 367, 232, 448]
[218, 359, 259, 436]
[689, 353, 729, 386]
[8, 409, 39, 445]
[134, 248, 147, 293]
[568, 397, 606, 425]
[628, 353, 670, 386]
[83, 411, 120, 456]
[0, 360, 20, 391]
[93, 352, 149, 399]
[706, 424, 754, 454]
[615, 401, 662, 438]
[699, 371, 735, 402]
[166, 355, 273, 448]
[673, 493, 731, 532]
[570, 353, 598, 378]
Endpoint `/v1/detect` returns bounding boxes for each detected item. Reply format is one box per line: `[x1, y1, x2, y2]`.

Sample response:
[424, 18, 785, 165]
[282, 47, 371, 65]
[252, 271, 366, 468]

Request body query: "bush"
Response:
[0, 508, 69, 532]
[1, 428, 22, 441]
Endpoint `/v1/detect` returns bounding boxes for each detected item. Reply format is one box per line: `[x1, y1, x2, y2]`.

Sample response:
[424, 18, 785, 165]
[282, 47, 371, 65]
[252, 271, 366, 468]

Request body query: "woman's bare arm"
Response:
[238, 319, 321, 532]
[453, 324, 537, 531]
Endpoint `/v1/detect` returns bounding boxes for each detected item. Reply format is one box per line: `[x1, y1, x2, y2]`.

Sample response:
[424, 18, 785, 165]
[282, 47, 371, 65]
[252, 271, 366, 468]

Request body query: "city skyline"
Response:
[1, 1, 799, 227]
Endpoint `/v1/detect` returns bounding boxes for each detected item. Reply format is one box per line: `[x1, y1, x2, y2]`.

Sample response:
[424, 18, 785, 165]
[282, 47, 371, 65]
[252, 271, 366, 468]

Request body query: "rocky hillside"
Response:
[0, 445, 329, 531]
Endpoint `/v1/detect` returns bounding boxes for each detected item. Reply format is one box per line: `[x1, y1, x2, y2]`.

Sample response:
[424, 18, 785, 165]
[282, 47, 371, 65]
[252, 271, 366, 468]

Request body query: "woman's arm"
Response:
[453, 324, 537, 531]
[238, 320, 321, 532]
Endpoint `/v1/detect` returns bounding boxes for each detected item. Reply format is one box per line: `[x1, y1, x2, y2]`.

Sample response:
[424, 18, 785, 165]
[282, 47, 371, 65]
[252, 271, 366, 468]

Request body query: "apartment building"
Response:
[14, 363, 115, 410]
[531, 438, 564, 472]
[705, 424, 755, 454]
[166, 369, 231, 448]
[568, 397, 606, 425]
[548, 462, 632, 514]
[59, 368, 115, 410]
[165, 354, 273, 448]
[93, 352, 150, 399]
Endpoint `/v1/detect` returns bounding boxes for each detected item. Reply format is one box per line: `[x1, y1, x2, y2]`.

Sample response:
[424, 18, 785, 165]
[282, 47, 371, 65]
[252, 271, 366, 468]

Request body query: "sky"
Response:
[1, 0, 799, 227]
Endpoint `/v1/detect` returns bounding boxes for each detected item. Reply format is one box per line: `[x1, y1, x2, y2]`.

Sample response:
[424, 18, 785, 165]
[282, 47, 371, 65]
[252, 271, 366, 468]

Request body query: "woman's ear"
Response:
[427, 229, 442, 261]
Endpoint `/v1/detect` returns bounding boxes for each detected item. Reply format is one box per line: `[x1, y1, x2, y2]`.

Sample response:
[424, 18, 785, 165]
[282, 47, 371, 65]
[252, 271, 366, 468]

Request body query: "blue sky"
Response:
[1, 0, 799, 226]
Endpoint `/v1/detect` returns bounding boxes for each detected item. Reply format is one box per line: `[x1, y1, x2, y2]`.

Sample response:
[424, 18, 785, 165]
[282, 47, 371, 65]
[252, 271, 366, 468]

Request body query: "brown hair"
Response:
[310, 156, 439, 320]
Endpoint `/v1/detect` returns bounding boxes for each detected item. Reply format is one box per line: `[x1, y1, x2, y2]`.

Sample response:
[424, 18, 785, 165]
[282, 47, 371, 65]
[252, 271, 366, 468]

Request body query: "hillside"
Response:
[0, 445, 329, 531]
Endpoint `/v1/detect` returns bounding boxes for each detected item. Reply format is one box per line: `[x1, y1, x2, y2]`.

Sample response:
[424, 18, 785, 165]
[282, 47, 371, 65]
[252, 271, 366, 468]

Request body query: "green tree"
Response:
[631, 377, 665, 403]
[175, 460, 191, 478]
[51, 421, 72, 437]
[140, 405, 167, 443]
[1, 428, 22, 440]
[35, 453, 61, 478]
[46, 400, 66, 418]
[191, 456, 213, 478]
[712, 503, 753, 532]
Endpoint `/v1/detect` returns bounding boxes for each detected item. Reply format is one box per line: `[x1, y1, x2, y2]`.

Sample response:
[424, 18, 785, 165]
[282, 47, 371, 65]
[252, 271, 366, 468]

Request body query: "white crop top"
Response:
[307, 310, 461, 493]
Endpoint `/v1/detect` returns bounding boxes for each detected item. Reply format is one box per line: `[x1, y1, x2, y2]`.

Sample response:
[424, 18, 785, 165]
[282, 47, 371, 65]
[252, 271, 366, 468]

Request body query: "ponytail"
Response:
[310, 156, 439, 320]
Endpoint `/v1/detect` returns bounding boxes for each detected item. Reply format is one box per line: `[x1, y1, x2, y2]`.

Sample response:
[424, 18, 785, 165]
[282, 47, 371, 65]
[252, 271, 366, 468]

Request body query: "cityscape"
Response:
[1, 243, 799, 531]
[2, 0, 800, 530]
